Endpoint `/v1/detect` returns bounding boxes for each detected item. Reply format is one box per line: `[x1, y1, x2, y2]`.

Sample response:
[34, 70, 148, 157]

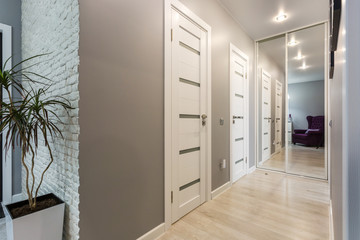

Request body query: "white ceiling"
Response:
[259, 24, 325, 84]
[287, 24, 325, 84]
[218, 0, 329, 40]
[258, 35, 286, 72]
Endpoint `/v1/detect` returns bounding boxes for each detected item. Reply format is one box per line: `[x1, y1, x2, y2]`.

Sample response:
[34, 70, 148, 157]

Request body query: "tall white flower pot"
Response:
[4, 193, 65, 240]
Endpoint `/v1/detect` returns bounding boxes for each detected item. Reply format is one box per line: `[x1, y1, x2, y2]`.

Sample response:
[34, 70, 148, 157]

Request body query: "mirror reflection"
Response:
[257, 35, 286, 172]
[257, 23, 327, 179]
[287, 24, 326, 179]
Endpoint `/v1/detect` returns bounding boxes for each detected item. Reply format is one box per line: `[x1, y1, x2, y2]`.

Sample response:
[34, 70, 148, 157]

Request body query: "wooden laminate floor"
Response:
[261, 145, 326, 179]
[158, 170, 329, 240]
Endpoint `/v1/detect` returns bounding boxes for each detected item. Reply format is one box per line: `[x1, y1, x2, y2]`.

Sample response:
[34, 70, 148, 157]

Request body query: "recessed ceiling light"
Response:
[275, 13, 288, 22]
[288, 39, 299, 47]
[299, 62, 309, 70]
[294, 52, 304, 60]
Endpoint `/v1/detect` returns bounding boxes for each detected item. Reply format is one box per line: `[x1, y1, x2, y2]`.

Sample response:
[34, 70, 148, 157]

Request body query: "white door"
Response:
[262, 70, 271, 162]
[230, 44, 249, 182]
[275, 80, 282, 152]
[171, 9, 209, 223]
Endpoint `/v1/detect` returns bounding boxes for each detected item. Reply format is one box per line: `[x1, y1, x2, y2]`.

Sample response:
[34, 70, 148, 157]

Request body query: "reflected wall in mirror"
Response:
[257, 35, 286, 172]
[287, 24, 326, 179]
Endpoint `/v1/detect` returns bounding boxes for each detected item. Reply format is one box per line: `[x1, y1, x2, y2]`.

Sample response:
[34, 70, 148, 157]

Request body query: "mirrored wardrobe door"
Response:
[257, 35, 286, 172]
[286, 23, 327, 179]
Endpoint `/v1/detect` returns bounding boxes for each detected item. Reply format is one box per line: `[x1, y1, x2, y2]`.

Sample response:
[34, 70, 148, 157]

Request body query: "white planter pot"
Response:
[4, 193, 65, 240]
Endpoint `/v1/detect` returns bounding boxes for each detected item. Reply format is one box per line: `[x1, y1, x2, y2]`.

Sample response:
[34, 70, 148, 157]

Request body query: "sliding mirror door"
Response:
[256, 23, 328, 180]
[287, 24, 327, 179]
[257, 35, 286, 172]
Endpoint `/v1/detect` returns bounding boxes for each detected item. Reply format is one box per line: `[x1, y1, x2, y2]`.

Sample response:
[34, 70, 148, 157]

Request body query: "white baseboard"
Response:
[248, 166, 256, 174]
[211, 181, 231, 199]
[329, 200, 334, 240]
[137, 223, 165, 240]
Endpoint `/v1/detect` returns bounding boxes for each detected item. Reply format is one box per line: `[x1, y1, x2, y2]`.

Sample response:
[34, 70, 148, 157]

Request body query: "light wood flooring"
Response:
[158, 170, 329, 240]
[261, 145, 326, 179]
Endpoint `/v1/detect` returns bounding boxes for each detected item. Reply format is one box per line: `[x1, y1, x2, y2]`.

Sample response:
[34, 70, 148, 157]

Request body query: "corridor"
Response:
[159, 170, 329, 240]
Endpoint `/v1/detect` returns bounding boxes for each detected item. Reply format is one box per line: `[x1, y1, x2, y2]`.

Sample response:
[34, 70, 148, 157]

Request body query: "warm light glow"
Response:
[275, 13, 288, 22]
[294, 52, 303, 60]
[299, 62, 309, 70]
[288, 39, 299, 47]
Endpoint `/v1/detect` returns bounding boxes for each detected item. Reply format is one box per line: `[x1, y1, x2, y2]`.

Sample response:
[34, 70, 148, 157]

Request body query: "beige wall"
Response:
[78, 0, 164, 239]
[180, 0, 256, 190]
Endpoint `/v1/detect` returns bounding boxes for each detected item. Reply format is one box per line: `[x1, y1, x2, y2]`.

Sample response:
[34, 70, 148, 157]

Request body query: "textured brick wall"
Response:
[21, 1, 80, 239]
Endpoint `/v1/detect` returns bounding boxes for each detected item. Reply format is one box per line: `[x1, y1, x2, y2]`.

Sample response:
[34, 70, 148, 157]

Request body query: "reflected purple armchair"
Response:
[292, 116, 324, 148]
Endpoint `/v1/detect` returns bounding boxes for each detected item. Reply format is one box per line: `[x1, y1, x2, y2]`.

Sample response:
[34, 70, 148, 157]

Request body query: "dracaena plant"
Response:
[0, 55, 73, 209]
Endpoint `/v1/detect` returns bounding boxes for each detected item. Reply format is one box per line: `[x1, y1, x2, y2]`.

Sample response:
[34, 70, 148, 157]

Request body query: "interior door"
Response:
[171, 9, 208, 223]
[262, 70, 271, 162]
[275, 80, 282, 152]
[230, 45, 248, 182]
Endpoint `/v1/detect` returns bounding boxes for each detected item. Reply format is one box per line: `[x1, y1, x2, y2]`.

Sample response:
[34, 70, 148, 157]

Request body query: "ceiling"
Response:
[259, 35, 286, 72]
[218, 0, 329, 40]
[258, 24, 325, 84]
[287, 24, 325, 84]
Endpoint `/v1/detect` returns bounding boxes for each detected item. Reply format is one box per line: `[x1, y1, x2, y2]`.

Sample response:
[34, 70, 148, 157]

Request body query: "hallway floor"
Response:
[158, 170, 329, 240]
[261, 145, 326, 179]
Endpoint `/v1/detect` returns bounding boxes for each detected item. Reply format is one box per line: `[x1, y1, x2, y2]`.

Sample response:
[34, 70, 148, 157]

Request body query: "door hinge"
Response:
[171, 191, 173, 203]
[171, 29, 173, 42]
[245, 157, 248, 164]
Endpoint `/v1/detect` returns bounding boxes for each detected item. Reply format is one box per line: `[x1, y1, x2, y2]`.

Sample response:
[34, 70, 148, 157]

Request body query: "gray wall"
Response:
[345, 0, 360, 238]
[78, 0, 164, 239]
[330, 0, 345, 238]
[180, 0, 256, 190]
[288, 80, 324, 130]
[258, 45, 286, 156]
[0, 0, 22, 196]
[79, 0, 256, 238]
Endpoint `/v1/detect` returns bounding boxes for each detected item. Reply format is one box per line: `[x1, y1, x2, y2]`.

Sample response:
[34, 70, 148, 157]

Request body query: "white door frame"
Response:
[229, 43, 249, 183]
[261, 69, 271, 163]
[0, 23, 13, 204]
[275, 80, 282, 153]
[164, 0, 212, 230]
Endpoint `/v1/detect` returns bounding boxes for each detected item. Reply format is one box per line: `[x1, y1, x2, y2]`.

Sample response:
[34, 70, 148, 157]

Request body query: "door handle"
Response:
[201, 114, 207, 126]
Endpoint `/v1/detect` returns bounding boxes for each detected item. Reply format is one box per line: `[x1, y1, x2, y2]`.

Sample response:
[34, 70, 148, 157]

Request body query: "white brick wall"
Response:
[21, 1, 80, 240]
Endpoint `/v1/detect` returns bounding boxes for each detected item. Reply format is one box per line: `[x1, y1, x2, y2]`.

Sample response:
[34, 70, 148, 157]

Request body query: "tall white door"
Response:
[262, 70, 271, 162]
[275, 80, 282, 152]
[171, 9, 209, 223]
[230, 44, 249, 182]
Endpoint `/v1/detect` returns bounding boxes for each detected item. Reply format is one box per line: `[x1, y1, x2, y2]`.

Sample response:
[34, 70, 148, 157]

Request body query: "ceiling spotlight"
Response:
[275, 13, 288, 22]
[295, 52, 303, 60]
[288, 39, 298, 47]
[299, 62, 309, 70]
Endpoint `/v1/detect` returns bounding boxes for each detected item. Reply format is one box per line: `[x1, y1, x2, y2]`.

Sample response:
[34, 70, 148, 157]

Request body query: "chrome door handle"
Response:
[202, 114, 207, 126]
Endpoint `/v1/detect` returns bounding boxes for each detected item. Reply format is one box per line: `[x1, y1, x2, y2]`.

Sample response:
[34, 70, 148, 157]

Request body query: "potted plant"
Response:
[0, 55, 73, 240]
